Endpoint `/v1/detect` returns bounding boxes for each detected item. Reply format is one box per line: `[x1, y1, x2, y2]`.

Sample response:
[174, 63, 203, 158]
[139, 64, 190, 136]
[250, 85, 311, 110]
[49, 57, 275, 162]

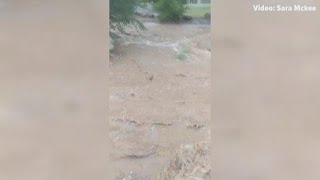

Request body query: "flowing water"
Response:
[110, 20, 211, 179]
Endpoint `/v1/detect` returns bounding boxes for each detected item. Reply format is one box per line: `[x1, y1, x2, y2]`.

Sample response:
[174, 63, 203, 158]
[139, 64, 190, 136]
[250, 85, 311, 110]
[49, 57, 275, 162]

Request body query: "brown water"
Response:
[110, 22, 211, 179]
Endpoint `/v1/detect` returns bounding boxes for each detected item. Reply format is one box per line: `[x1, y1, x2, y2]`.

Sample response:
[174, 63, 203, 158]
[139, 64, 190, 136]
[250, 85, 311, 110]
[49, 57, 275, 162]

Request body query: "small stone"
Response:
[148, 75, 154, 81]
[182, 15, 193, 21]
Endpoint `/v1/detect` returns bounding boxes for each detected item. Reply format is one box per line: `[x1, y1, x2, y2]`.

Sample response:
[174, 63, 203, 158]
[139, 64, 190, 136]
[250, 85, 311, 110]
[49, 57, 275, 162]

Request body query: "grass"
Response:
[185, 4, 211, 18]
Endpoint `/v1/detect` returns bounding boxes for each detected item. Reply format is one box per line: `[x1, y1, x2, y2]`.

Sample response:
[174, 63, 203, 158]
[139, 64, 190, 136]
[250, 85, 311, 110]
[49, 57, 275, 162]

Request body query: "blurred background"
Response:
[213, 1, 320, 180]
[0, 0, 108, 179]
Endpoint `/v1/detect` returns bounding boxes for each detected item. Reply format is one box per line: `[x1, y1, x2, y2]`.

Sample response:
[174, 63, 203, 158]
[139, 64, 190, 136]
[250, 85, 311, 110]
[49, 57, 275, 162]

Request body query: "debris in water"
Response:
[148, 75, 154, 81]
[152, 122, 173, 127]
[175, 73, 187, 77]
[158, 142, 210, 180]
[120, 145, 158, 159]
[112, 118, 146, 127]
[186, 124, 205, 130]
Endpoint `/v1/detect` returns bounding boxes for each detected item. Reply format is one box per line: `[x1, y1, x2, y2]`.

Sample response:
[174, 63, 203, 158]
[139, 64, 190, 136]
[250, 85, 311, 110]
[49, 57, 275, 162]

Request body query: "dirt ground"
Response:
[109, 20, 211, 179]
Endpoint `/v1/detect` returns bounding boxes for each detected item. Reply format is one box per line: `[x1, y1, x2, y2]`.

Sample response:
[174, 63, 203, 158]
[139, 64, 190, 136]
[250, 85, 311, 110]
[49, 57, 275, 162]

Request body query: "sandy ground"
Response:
[109, 20, 211, 179]
[213, 1, 320, 180]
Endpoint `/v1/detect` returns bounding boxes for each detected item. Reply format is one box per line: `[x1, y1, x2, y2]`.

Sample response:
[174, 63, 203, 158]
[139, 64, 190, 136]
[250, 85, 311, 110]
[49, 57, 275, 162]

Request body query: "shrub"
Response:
[109, 0, 147, 51]
[110, 0, 146, 34]
[153, 0, 188, 22]
[204, 12, 211, 20]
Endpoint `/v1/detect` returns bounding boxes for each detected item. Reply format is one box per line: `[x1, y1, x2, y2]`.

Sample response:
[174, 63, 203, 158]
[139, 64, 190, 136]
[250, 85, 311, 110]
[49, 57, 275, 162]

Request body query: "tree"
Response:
[109, 0, 146, 36]
[154, 0, 188, 22]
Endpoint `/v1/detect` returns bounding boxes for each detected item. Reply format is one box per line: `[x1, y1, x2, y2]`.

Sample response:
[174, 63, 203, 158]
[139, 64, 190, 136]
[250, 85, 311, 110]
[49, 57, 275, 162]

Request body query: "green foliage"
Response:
[110, 0, 146, 35]
[154, 0, 188, 22]
[140, 0, 159, 4]
[204, 12, 211, 19]
[185, 4, 211, 18]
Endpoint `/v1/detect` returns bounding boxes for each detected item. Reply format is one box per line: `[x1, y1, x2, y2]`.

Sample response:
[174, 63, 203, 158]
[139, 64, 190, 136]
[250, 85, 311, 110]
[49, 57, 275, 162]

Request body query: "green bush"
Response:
[110, 0, 146, 34]
[154, 0, 188, 22]
[204, 12, 211, 20]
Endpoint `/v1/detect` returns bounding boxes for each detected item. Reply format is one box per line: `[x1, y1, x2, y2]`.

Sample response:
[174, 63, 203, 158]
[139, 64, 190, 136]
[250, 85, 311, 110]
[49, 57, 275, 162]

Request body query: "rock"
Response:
[148, 75, 154, 81]
[182, 15, 193, 21]
[134, 12, 141, 16]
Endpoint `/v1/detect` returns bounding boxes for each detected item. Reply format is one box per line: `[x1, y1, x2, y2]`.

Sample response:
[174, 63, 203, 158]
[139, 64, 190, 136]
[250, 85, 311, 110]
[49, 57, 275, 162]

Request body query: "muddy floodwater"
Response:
[110, 20, 211, 179]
